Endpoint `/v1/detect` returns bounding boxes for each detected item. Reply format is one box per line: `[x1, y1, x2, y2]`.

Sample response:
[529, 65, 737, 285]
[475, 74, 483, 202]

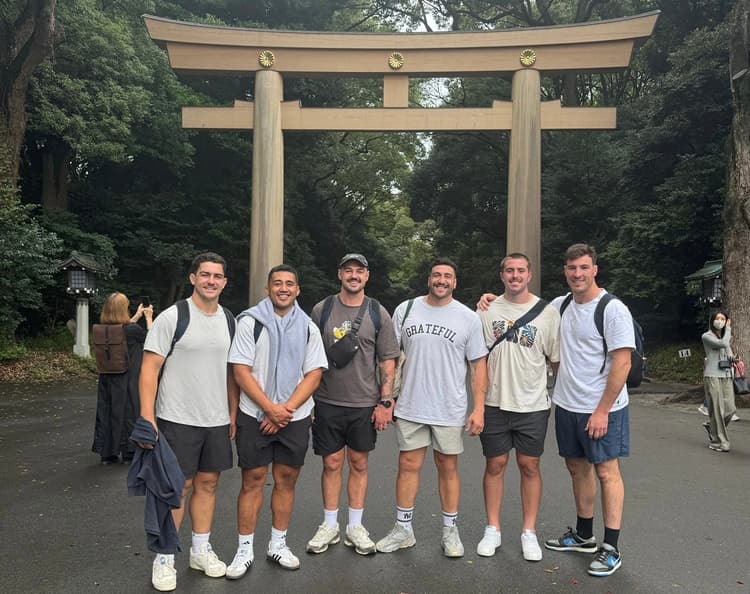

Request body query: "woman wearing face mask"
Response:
[701, 311, 737, 452]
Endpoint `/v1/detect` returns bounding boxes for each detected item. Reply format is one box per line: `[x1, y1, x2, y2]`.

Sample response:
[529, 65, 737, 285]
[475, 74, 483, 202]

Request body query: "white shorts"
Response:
[395, 418, 464, 455]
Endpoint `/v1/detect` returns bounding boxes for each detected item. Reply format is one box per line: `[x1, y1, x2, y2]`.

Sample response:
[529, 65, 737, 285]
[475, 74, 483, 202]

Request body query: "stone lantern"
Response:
[685, 259, 723, 309]
[57, 251, 104, 358]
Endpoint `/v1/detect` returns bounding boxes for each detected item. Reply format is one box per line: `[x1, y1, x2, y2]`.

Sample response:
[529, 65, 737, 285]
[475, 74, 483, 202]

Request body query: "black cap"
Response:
[338, 253, 369, 268]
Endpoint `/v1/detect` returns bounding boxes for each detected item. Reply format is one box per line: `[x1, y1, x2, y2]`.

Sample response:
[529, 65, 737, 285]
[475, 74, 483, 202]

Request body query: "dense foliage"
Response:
[0, 0, 742, 351]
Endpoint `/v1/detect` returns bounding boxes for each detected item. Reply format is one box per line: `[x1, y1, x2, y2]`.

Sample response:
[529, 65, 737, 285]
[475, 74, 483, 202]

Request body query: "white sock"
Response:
[239, 533, 254, 548]
[522, 529, 536, 536]
[324, 508, 338, 528]
[270, 527, 287, 546]
[155, 553, 174, 563]
[442, 511, 458, 528]
[192, 532, 210, 551]
[348, 507, 364, 528]
[396, 506, 414, 530]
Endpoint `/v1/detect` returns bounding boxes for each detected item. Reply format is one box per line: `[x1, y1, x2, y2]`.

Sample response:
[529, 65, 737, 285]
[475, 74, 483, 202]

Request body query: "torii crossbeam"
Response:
[145, 12, 658, 301]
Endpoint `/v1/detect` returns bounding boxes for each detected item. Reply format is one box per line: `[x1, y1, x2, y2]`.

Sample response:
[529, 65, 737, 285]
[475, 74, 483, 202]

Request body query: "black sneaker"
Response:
[544, 527, 597, 553]
[588, 543, 622, 576]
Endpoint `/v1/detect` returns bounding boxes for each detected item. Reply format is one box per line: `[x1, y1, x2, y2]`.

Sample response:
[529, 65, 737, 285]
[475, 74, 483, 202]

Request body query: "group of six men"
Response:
[137, 243, 635, 592]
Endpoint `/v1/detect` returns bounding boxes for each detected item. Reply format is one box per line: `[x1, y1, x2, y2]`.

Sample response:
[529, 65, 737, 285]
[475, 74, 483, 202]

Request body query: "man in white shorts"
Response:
[375, 258, 488, 558]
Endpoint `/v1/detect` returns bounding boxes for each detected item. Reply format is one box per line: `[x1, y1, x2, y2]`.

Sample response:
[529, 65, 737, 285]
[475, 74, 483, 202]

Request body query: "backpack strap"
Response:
[317, 295, 336, 333]
[222, 306, 236, 341]
[487, 298, 549, 354]
[165, 299, 190, 360]
[368, 298, 382, 336]
[559, 293, 573, 317]
[594, 293, 616, 374]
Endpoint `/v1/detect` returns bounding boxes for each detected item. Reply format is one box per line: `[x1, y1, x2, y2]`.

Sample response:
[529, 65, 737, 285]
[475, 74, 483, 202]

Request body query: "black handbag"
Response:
[327, 298, 369, 369]
[733, 376, 750, 395]
[718, 359, 733, 370]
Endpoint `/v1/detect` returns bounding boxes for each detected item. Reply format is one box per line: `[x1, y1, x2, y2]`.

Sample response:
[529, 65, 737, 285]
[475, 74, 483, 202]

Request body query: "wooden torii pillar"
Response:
[145, 12, 658, 302]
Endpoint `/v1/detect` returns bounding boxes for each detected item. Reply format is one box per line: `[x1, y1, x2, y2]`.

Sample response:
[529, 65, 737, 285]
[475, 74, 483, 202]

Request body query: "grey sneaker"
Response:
[544, 527, 597, 553]
[344, 524, 376, 555]
[375, 523, 416, 553]
[588, 543, 622, 576]
[152, 555, 176, 592]
[476, 526, 501, 557]
[306, 523, 340, 554]
[441, 526, 464, 558]
[189, 543, 226, 577]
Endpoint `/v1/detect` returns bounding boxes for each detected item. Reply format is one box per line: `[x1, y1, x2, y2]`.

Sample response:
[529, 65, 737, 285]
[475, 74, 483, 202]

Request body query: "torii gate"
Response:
[145, 12, 658, 303]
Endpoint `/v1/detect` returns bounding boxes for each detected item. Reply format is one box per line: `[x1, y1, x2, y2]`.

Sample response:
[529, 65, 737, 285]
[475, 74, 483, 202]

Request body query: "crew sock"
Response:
[348, 507, 364, 528]
[576, 516, 594, 540]
[270, 527, 287, 546]
[442, 511, 458, 528]
[396, 506, 414, 530]
[192, 532, 210, 551]
[324, 508, 338, 529]
[603, 527, 620, 550]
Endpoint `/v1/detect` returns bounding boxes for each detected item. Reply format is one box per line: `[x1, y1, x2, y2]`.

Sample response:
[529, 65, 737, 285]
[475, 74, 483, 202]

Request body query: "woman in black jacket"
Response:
[92, 292, 152, 464]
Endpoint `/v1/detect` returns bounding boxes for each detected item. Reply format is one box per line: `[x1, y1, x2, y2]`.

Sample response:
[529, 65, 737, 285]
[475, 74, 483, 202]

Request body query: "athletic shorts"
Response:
[235, 410, 311, 469]
[312, 401, 377, 456]
[480, 407, 550, 458]
[395, 418, 463, 455]
[157, 418, 233, 478]
[554, 405, 630, 464]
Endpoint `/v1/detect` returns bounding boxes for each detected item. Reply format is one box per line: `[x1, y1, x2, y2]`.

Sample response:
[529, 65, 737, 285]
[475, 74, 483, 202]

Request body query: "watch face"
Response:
[380, 400, 392, 408]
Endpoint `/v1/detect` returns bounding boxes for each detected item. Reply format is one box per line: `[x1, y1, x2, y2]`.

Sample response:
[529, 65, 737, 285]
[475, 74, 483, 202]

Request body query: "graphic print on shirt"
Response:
[333, 320, 352, 341]
[492, 319, 538, 348]
[402, 322, 457, 343]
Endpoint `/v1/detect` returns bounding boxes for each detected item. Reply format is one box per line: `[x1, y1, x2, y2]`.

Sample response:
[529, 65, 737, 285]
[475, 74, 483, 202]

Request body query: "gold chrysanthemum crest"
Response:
[258, 50, 275, 68]
[519, 49, 537, 67]
[388, 52, 405, 70]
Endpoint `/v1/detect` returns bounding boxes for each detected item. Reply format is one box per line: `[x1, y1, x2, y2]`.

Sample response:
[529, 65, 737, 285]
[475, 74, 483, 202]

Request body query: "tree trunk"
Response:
[725, 0, 750, 360]
[40, 140, 72, 210]
[0, 0, 59, 193]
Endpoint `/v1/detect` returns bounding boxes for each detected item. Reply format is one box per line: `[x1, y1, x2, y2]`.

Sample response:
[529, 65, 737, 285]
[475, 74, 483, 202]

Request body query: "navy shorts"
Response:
[157, 418, 233, 478]
[480, 407, 550, 458]
[235, 411, 311, 469]
[554, 405, 629, 464]
[312, 401, 377, 456]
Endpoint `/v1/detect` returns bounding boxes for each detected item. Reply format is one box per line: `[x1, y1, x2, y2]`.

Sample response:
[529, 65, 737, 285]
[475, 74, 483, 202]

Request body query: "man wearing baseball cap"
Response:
[306, 254, 400, 556]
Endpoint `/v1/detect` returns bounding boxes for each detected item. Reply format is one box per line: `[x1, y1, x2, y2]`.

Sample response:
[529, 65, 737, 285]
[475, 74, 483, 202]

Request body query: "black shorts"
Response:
[235, 411, 311, 469]
[479, 407, 550, 458]
[312, 401, 377, 456]
[157, 418, 233, 478]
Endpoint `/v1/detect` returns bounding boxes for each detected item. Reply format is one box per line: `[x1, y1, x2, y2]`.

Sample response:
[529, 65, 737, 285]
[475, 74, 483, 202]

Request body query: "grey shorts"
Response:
[235, 411, 311, 469]
[395, 418, 464, 455]
[480, 407, 550, 458]
[157, 418, 233, 478]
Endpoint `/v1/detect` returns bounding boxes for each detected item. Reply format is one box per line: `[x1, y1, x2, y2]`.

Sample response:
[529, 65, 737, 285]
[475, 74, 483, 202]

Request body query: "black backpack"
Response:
[164, 299, 236, 360]
[559, 293, 645, 389]
[317, 295, 382, 337]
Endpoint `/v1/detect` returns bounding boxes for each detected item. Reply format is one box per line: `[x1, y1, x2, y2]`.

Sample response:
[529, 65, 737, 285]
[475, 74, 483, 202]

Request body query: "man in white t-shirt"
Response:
[543, 243, 635, 578]
[139, 252, 238, 592]
[375, 258, 488, 558]
[476, 253, 560, 562]
[225, 265, 327, 578]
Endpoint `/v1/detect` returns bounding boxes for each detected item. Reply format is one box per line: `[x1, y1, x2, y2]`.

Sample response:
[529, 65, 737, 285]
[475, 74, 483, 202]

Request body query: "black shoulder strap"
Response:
[317, 295, 336, 333]
[488, 298, 549, 354]
[368, 298, 382, 336]
[401, 298, 414, 329]
[349, 297, 370, 338]
[165, 299, 190, 360]
[594, 293, 616, 373]
[222, 306, 236, 341]
[559, 293, 573, 317]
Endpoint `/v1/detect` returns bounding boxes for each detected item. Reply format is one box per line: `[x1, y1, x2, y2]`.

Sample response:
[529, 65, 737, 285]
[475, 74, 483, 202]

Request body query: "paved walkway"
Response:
[1, 379, 748, 593]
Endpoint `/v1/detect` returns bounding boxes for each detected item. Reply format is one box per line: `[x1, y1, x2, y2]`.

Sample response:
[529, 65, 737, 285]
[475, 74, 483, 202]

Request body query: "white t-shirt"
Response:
[393, 297, 488, 426]
[228, 315, 327, 421]
[144, 298, 232, 427]
[552, 290, 635, 413]
[479, 295, 560, 412]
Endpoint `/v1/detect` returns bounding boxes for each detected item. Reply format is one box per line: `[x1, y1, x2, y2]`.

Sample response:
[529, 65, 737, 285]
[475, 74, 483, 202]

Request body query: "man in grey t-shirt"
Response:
[306, 253, 399, 557]
[375, 257, 488, 559]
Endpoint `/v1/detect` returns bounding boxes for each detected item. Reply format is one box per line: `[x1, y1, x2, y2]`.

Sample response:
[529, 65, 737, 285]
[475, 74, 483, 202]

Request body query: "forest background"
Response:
[1, 0, 748, 379]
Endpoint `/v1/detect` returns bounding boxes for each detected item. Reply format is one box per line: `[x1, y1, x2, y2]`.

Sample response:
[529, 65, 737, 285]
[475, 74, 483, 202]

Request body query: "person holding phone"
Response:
[701, 311, 737, 452]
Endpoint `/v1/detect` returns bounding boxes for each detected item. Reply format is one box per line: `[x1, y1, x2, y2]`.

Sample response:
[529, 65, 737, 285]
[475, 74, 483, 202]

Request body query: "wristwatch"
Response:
[378, 398, 394, 409]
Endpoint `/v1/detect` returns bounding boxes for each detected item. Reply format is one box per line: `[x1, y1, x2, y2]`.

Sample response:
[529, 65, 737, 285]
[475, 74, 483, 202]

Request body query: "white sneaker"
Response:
[698, 404, 709, 416]
[225, 546, 254, 580]
[441, 526, 464, 558]
[731, 413, 740, 422]
[152, 555, 176, 592]
[375, 523, 416, 553]
[344, 524, 376, 555]
[476, 526, 501, 557]
[521, 531, 543, 561]
[306, 523, 340, 554]
[189, 543, 226, 577]
[267, 540, 300, 570]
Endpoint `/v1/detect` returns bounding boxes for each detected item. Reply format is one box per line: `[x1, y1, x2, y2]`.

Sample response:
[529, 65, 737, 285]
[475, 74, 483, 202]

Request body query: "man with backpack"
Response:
[225, 264, 327, 578]
[139, 252, 238, 592]
[475, 253, 560, 562]
[544, 243, 635, 578]
[306, 254, 400, 557]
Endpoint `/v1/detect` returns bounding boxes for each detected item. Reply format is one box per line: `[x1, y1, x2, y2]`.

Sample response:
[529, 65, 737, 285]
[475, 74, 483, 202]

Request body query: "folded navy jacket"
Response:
[127, 418, 185, 554]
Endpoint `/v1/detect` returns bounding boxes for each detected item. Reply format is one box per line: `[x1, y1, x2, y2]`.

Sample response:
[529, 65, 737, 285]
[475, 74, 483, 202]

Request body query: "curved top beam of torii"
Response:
[144, 12, 659, 77]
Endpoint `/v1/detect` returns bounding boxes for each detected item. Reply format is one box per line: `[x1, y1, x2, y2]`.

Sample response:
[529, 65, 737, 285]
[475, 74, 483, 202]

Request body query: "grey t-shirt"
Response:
[143, 298, 232, 427]
[393, 296, 488, 426]
[312, 296, 400, 407]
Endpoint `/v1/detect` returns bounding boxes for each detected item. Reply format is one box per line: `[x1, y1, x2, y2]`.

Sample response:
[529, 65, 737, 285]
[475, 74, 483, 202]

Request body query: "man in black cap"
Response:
[306, 254, 400, 556]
